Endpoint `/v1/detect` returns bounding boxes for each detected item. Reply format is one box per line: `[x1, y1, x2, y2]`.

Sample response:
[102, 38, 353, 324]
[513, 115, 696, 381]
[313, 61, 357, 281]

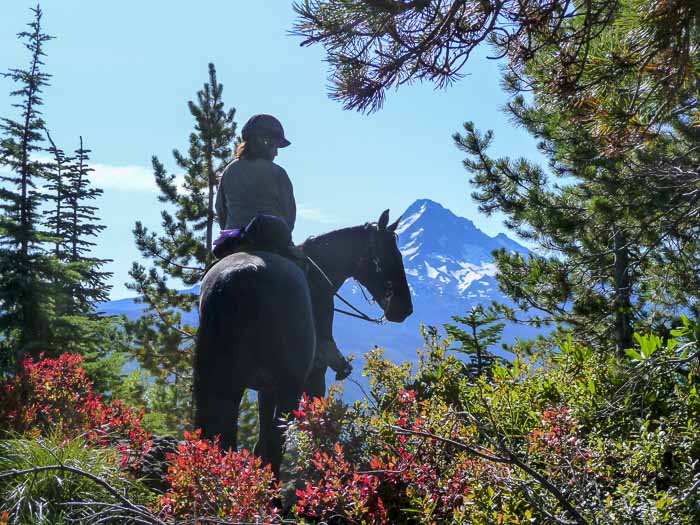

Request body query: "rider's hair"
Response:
[235, 136, 277, 161]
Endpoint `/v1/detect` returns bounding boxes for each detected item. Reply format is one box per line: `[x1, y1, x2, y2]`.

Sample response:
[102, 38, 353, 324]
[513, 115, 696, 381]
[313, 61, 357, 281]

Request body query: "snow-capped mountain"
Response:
[395, 199, 527, 302]
[328, 199, 535, 398]
[337, 199, 529, 325]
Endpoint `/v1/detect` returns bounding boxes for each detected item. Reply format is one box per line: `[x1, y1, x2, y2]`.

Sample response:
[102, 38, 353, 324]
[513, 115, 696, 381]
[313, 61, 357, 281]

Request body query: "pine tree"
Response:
[445, 305, 505, 379]
[0, 5, 55, 370]
[127, 63, 237, 433]
[455, 89, 699, 354]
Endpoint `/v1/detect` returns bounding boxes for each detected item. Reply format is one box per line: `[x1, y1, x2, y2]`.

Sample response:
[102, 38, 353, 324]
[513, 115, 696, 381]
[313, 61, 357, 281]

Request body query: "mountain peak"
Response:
[403, 198, 445, 214]
[393, 198, 528, 299]
[397, 199, 476, 236]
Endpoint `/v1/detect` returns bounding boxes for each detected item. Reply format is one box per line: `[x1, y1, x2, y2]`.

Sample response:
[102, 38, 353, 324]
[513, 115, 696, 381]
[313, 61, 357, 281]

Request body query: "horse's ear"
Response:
[378, 209, 390, 231]
[388, 216, 402, 233]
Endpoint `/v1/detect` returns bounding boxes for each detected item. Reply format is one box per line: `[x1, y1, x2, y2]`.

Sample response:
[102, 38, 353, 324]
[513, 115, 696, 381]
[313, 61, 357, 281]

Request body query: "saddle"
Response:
[209, 214, 308, 278]
[213, 214, 293, 260]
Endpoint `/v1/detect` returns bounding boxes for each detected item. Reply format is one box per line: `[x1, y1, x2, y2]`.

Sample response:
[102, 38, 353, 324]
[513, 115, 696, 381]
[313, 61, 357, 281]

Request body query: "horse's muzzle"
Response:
[383, 292, 413, 322]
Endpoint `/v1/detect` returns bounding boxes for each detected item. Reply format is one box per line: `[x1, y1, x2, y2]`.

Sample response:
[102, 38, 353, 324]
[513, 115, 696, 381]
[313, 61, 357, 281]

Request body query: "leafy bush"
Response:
[158, 429, 280, 523]
[0, 353, 151, 469]
[1, 325, 699, 525]
[0, 353, 92, 438]
[287, 325, 700, 524]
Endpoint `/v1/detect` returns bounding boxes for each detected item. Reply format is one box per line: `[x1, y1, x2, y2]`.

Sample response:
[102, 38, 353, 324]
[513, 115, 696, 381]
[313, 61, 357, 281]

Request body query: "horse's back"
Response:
[197, 251, 315, 390]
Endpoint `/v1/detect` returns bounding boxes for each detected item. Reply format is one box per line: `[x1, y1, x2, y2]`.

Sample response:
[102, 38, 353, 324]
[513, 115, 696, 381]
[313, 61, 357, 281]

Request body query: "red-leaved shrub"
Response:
[159, 429, 280, 523]
[0, 353, 92, 436]
[293, 392, 351, 445]
[0, 353, 151, 468]
[296, 442, 388, 524]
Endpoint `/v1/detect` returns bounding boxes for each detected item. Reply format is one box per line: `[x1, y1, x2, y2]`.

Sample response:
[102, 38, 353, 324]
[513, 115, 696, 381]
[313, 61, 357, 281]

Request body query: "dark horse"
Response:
[194, 210, 412, 476]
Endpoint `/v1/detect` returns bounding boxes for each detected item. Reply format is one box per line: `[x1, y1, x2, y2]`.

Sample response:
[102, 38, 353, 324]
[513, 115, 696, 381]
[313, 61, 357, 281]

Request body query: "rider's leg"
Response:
[317, 339, 352, 380]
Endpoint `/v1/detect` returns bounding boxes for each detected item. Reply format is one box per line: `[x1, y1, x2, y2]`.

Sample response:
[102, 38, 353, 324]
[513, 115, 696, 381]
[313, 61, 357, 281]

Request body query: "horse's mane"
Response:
[300, 223, 374, 249]
[301, 223, 372, 248]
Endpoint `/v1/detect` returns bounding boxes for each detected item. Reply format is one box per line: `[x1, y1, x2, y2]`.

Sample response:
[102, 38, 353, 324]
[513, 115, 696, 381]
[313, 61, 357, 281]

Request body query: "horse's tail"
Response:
[192, 297, 222, 431]
[192, 321, 205, 431]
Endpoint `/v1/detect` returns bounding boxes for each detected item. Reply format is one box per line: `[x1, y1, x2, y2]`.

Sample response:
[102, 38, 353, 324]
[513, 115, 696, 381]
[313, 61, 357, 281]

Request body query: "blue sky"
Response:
[1, 1, 542, 299]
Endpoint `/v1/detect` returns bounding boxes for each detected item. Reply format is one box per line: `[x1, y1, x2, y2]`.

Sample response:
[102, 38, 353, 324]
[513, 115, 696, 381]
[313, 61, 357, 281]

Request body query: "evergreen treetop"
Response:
[126, 63, 238, 434]
[445, 304, 506, 378]
[0, 5, 55, 366]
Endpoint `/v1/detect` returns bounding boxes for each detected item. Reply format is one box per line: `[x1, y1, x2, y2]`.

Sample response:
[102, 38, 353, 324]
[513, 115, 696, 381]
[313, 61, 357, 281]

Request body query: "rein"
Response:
[306, 255, 385, 325]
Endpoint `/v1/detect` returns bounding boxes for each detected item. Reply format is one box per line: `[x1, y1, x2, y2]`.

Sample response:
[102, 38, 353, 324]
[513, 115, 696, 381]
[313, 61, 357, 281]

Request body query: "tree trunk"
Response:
[613, 230, 633, 355]
[206, 155, 215, 257]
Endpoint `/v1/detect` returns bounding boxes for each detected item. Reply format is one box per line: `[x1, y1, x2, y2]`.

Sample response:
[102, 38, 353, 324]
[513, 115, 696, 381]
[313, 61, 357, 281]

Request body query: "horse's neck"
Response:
[303, 228, 365, 293]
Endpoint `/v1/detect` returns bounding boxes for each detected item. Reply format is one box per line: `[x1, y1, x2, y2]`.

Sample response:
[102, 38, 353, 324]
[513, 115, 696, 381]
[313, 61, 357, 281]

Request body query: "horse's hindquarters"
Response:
[197, 252, 315, 392]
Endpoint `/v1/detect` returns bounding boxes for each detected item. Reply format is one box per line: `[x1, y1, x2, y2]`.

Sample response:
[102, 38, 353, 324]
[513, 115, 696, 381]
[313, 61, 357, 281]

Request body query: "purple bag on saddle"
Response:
[212, 228, 243, 259]
[213, 228, 242, 248]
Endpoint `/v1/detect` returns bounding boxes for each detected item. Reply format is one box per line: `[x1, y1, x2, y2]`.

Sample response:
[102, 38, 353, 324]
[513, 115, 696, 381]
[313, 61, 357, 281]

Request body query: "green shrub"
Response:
[288, 324, 700, 524]
[0, 435, 153, 524]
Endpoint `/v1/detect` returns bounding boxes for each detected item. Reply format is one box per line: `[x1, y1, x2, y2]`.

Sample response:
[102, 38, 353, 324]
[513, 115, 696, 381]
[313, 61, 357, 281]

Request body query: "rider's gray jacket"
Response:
[215, 158, 296, 232]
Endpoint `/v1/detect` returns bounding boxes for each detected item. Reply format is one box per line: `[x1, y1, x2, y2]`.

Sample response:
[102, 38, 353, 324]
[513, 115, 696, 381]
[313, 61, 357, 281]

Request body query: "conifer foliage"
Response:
[0, 7, 122, 389]
[453, 34, 700, 353]
[0, 5, 55, 368]
[44, 130, 70, 260]
[294, 0, 699, 354]
[44, 135, 111, 311]
[445, 305, 505, 378]
[64, 138, 111, 310]
[43, 135, 122, 392]
[127, 63, 237, 433]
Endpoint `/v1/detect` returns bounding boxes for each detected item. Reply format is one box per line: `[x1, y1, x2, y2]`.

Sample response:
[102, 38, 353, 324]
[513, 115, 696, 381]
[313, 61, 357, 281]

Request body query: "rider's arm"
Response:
[279, 168, 297, 232]
[215, 175, 227, 230]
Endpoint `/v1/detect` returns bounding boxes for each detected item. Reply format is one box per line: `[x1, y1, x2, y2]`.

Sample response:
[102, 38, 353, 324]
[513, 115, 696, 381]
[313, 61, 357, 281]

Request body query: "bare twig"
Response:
[0, 464, 169, 525]
[387, 423, 590, 525]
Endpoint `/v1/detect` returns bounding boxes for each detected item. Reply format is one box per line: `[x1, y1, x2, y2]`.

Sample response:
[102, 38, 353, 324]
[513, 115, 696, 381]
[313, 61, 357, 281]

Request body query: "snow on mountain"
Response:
[329, 199, 535, 398]
[340, 199, 528, 308]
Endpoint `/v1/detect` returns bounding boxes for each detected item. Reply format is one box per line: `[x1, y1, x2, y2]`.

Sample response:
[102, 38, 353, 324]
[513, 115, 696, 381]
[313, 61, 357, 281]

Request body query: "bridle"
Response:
[306, 225, 391, 325]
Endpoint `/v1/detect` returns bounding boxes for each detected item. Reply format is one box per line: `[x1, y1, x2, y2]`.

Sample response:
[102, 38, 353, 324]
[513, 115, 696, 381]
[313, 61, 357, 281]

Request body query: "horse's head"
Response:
[353, 210, 413, 323]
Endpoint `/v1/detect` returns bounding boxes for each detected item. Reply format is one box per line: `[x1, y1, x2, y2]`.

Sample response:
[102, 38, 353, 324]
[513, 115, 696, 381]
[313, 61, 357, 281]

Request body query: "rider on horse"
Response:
[214, 114, 352, 380]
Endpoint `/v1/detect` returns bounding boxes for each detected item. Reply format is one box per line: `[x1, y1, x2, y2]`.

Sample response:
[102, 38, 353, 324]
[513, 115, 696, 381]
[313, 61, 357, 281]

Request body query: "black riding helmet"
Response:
[241, 114, 291, 148]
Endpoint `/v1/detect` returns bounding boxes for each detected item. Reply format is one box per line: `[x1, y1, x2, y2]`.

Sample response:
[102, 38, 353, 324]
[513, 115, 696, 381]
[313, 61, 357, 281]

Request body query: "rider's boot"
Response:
[317, 339, 353, 380]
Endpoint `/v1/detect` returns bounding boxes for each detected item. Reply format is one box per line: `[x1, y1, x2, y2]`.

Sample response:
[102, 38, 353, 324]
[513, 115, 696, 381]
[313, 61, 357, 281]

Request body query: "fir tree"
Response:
[127, 63, 237, 433]
[445, 305, 505, 379]
[61, 138, 124, 393]
[44, 130, 71, 260]
[65, 137, 111, 310]
[0, 5, 55, 369]
[1, 7, 124, 388]
[42, 131, 123, 392]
